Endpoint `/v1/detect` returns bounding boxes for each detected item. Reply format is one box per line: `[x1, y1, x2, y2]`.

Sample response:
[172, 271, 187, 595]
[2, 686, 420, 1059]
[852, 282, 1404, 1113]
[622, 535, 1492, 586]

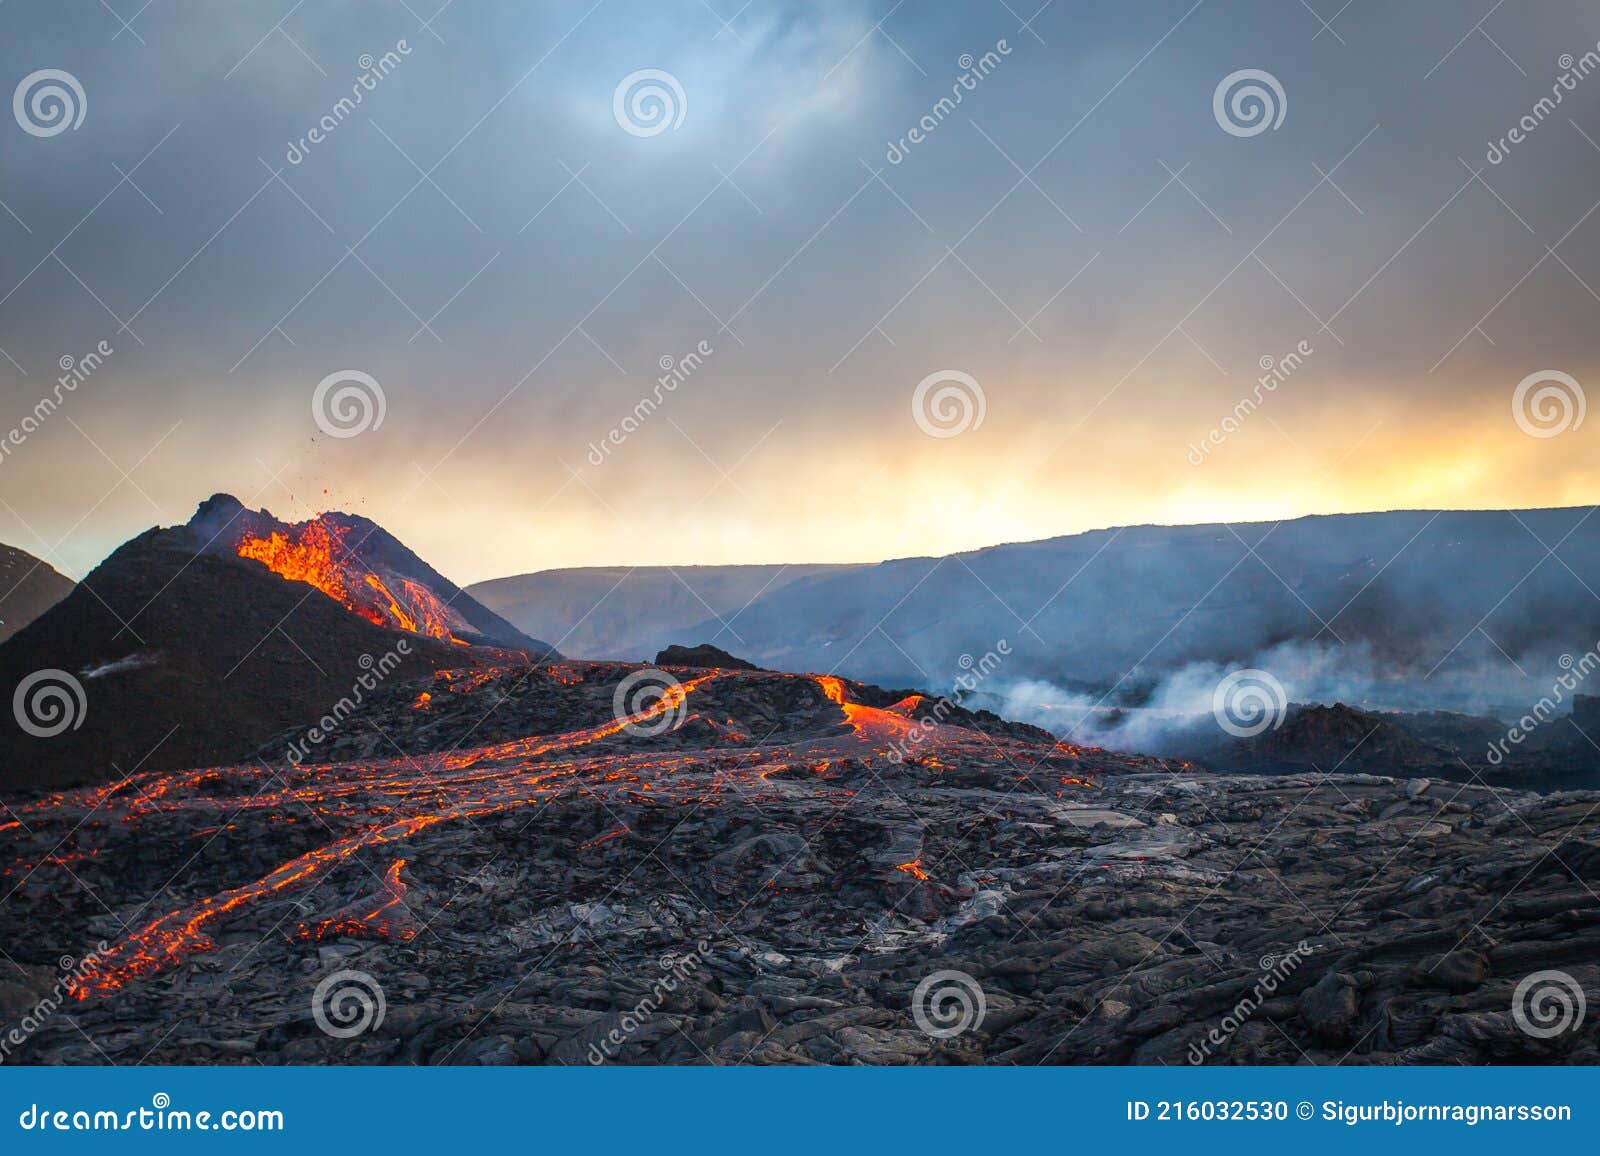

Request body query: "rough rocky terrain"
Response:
[2, 657, 1596, 1065]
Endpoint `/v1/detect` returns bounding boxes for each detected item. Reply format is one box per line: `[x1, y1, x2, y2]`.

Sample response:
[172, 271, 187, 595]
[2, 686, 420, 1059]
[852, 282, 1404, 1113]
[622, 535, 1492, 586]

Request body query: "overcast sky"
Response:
[2, 0, 1598, 582]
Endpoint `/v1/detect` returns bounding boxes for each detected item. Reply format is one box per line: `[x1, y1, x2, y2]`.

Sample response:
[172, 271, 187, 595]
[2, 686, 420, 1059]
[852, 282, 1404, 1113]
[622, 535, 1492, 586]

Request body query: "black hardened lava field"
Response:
[4, 5, 1600, 1107]
[4, 535, 1598, 1064]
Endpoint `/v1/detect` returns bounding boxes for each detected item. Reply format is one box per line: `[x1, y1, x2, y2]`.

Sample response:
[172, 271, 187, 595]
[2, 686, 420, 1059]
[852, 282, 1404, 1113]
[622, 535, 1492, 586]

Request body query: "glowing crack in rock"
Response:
[0, 664, 1097, 1002]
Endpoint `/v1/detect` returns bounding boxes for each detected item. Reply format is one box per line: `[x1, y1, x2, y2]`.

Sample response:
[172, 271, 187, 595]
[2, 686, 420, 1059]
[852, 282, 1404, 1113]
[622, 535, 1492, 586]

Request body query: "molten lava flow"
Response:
[236, 522, 377, 624]
[398, 578, 458, 641]
[815, 675, 913, 743]
[578, 826, 631, 850]
[294, 858, 415, 943]
[365, 574, 419, 632]
[235, 517, 469, 643]
[9, 661, 1098, 1002]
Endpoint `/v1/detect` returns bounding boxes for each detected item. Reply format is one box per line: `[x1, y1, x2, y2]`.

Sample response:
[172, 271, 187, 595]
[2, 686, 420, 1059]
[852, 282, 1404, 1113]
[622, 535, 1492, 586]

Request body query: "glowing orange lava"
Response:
[6, 664, 1096, 1002]
[235, 519, 467, 643]
[294, 858, 415, 943]
[236, 522, 375, 623]
[895, 858, 931, 881]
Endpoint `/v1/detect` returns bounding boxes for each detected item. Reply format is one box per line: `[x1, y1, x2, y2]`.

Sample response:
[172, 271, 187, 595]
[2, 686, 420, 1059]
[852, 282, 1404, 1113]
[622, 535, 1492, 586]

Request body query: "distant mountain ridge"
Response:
[467, 563, 858, 660]
[477, 507, 1600, 719]
[0, 543, 73, 642]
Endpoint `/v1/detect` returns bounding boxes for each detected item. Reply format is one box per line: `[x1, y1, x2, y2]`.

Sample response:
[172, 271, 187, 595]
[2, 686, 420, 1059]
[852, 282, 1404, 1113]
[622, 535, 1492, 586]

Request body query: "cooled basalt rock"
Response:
[2, 660, 1596, 1066]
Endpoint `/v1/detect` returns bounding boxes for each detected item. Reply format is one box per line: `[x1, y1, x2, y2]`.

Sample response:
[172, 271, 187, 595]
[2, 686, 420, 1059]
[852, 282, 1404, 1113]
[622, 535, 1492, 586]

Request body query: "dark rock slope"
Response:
[0, 514, 460, 788]
[0, 541, 73, 642]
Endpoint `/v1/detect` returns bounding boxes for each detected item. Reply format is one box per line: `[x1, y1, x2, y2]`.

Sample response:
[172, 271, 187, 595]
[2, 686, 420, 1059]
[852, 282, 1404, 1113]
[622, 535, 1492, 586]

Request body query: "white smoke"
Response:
[80, 652, 159, 680]
[995, 638, 1559, 755]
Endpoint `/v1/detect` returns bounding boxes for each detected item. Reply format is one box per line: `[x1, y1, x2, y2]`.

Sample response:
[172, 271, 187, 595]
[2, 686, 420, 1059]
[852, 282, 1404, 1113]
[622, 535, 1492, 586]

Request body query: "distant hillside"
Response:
[656, 507, 1600, 718]
[0, 543, 73, 643]
[467, 564, 858, 660]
